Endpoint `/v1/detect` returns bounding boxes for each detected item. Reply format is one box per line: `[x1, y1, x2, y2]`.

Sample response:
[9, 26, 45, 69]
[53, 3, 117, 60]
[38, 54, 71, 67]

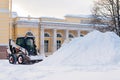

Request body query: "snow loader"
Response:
[7, 33, 43, 64]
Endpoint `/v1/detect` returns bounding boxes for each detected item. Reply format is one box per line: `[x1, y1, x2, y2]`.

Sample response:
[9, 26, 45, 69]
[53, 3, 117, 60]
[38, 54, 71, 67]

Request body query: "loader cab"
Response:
[16, 37, 37, 56]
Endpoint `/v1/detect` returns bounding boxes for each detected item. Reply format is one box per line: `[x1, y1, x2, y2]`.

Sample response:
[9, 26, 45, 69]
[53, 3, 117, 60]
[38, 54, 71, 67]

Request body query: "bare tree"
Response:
[91, 0, 120, 36]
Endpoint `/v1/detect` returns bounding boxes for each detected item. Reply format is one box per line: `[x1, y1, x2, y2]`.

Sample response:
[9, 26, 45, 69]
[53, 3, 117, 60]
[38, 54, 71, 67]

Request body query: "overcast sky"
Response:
[12, 0, 94, 18]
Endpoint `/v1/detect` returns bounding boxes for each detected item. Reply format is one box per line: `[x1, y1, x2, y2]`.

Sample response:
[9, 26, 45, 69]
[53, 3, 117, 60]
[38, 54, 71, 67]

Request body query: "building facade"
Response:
[0, 0, 12, 59]
[12, 15, 96, 56]
[0, 0, 105, 58]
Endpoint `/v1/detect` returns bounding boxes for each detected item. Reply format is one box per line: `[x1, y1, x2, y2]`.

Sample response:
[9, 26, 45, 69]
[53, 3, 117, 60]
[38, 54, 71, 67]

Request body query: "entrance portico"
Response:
[39, 21, 92, 56]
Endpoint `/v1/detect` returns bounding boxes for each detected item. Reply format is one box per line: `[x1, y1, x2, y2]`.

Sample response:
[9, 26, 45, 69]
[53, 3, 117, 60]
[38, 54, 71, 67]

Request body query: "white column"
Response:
[77, 30, 81, 37]
[53, 29, 57, 52]
[65, 29, 69, 40]
[40, 27, 45, 56]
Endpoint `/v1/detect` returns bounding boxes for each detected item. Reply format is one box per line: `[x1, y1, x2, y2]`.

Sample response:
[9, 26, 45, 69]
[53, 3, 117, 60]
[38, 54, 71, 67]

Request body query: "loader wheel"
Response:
[17, 55, 25, 64]
[9, 54, 17, 64]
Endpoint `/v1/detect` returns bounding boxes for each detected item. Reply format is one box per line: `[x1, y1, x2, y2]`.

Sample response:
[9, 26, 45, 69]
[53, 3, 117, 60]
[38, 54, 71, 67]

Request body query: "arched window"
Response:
[80, 34, 84, 37]
[69, 33, 74, 38]
[57, 33, 62, 37]
[44, 32, 50, 37]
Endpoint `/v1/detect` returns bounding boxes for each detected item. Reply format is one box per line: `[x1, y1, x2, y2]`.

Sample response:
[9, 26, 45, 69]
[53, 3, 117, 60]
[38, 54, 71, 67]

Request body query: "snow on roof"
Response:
[41, 17, 64, 20]
[65, 14, 93, 19]
[65, 14, 111, 21]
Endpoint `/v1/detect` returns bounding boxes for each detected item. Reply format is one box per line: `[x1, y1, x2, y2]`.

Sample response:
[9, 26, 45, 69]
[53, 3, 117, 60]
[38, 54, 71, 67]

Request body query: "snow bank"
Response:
[41, 30, 120, 66]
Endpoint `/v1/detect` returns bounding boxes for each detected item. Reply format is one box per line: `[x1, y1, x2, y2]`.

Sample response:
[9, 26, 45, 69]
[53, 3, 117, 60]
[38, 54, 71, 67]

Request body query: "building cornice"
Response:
[16, 21, 94, 30]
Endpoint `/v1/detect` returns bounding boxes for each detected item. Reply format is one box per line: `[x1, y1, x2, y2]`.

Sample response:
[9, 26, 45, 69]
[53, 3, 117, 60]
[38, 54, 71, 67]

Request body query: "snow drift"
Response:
[41, 31, 120, 66]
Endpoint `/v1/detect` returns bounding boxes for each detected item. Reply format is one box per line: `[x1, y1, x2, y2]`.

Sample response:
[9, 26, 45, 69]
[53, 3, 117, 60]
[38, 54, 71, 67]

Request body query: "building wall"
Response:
[13, 24, 83, 56]
[0, 1, 95, 58]
[65, 17, 81, 23]
[65, 15, 92, 24]
[0, 3, 94, 58]
[0, 0, 11, 59]
[0, 1, 106, 59]
[0, 0, 11, 45]
[13, 18, 91, 56]
[41, 17, 65, 22]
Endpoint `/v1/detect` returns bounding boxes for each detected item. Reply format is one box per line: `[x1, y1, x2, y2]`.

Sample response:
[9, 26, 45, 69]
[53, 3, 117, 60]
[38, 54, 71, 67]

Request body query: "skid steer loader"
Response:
[7, 33, 43, 64]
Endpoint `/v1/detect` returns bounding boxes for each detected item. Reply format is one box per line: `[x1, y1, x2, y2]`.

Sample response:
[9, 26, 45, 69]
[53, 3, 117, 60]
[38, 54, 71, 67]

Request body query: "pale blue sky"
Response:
[12, 0, 94, 18]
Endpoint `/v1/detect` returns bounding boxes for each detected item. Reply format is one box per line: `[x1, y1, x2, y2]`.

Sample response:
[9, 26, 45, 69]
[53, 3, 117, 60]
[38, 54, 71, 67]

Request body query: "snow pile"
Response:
[41, 30, 120, 66]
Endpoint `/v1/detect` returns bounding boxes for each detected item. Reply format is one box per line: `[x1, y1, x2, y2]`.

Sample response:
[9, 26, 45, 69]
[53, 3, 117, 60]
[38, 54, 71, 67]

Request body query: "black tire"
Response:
[9, 54, 17, 64]
[17, 55, 25, 64]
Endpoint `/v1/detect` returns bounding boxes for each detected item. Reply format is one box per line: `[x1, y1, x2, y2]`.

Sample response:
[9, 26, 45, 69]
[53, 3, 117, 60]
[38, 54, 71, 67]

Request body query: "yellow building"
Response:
[12, 15, 95, 57]
[0, 0, 105, 58]
[0, 0, 12, 59]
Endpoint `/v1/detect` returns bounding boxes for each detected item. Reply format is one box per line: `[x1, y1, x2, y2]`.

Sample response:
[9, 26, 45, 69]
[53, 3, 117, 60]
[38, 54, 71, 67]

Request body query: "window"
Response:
[44, 40, 49, 52]
[57, 40, 61, 49]
[26, 39, 34, 47]
[44, 33, 50, 37]
[80, 34, 84, 37]
[57, 33, 62, 37]
[69, 33, 74, 38]
[16, 38, 25, 48]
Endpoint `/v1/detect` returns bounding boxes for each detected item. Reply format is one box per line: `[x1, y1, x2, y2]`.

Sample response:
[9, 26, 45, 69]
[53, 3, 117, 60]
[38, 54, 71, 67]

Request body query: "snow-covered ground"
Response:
[1, 30, 120, 80]
[1, 60, 120, 80]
